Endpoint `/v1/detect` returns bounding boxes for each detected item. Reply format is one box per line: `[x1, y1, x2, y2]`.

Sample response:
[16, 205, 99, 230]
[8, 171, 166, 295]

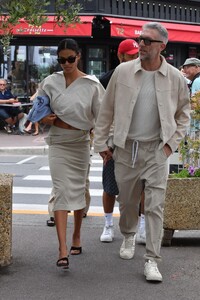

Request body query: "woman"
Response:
[38, 38, 104, 269]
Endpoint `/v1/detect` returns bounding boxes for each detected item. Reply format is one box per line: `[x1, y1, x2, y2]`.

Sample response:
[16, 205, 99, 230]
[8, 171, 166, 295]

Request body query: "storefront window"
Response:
[87, 47, 107, 78]
[2, 45, 60, 99]
[7, 46, 27, 98]
[28, 46, 59, 96]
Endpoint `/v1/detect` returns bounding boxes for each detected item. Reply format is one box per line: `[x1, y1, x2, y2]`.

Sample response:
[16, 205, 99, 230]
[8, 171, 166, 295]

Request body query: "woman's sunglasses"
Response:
[57, 56, 77, 64]
[137, 37, 163, 46]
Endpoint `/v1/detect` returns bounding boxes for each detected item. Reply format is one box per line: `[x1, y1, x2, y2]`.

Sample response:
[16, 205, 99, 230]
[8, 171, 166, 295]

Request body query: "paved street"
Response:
[0, 130, 200, 300]
[1, 214, 200, 300]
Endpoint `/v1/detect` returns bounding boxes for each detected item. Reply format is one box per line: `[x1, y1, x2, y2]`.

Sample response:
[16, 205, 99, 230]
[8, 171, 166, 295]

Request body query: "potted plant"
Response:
[163, 91, 200, 246]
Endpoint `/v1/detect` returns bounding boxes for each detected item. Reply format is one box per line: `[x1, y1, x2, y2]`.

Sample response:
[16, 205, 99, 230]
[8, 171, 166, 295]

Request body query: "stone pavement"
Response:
[1, 214, 200, 300]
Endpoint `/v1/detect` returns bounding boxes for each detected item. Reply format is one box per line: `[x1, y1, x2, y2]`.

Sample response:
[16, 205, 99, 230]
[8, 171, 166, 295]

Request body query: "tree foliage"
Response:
[0, 0, 82, 52]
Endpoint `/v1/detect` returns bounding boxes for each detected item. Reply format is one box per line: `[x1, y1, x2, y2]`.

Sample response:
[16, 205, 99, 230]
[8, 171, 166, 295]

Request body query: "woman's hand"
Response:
[40, 114, 57, 125]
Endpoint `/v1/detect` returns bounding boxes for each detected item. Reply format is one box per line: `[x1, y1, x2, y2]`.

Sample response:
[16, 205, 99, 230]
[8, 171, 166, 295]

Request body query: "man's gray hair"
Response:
[0, 78, 7, 83]
[142, 22, 168, 44]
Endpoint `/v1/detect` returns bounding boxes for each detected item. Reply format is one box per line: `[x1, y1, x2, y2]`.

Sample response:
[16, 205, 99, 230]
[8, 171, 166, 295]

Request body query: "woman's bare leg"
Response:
[54, 210, 68, 259]
[71, 208, 84, 254]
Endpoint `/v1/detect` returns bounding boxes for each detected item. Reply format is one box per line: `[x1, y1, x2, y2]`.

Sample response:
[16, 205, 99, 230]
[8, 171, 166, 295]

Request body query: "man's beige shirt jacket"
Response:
[94, 56, 190, 153]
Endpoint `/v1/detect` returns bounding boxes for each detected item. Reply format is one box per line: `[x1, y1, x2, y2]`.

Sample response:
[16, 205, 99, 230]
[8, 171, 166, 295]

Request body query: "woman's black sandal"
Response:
[70, 246, 82, 255]
[56, 257, 69, 269]
[46, 217, 55, 227]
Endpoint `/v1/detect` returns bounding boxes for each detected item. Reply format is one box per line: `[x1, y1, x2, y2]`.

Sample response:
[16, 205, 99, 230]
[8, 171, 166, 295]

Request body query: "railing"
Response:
[77, 0, 200, 24]
[1, 1, 200, 24]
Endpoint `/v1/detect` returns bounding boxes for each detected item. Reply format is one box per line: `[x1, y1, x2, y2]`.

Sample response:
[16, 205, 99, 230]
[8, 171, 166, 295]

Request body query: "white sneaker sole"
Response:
[144, 272, 163, 282]
[120, 251, 134, 260]
[100, 237, 113, 242]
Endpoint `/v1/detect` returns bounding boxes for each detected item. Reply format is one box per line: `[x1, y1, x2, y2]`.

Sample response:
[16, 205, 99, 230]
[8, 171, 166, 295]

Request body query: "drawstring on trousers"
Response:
[131, 140, 139, 168]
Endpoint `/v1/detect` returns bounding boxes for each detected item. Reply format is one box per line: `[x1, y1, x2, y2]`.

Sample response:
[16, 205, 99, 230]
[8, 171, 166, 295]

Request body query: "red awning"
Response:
[0, 16, 93, 37]
[108, 17, 200, 43]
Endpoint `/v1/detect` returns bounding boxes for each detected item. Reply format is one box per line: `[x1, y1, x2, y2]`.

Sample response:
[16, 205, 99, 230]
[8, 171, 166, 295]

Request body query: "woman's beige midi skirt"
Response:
[45, 126, 90, 211]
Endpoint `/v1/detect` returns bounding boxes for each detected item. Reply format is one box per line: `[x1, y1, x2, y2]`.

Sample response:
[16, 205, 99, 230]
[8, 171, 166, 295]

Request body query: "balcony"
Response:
[76, 0, 200, 24]
[1, 1, 200, 24]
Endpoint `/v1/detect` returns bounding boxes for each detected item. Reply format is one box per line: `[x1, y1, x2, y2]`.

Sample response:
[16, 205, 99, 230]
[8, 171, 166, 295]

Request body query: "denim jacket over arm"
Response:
[94, 56, 190, 153]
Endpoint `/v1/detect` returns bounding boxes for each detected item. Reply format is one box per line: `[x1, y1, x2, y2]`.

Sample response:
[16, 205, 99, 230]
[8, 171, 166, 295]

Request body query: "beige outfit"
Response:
[38, 72, 105, 211]
[94, 56, 190, 153]
[48, 159, 91, 216]
[94, 56, 190, 262]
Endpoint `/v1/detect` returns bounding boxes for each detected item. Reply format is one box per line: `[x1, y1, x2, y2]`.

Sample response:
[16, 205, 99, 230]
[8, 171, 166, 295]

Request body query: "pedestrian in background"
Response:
[0, 78, 24, 133]
[183, 57, 200, 96]
[94, 22, 190, 282]
[38, 38, 104, 269]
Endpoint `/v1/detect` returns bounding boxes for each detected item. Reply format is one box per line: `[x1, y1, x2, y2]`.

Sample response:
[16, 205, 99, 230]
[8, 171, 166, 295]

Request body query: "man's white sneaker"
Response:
[100, 225, 114, 242]
[119, 235, 136, 259]
[144, 260, 163, 282]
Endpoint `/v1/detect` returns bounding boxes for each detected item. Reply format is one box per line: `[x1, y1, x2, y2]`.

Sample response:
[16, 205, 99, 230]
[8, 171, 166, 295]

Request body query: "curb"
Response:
[0, 146, 49, 155]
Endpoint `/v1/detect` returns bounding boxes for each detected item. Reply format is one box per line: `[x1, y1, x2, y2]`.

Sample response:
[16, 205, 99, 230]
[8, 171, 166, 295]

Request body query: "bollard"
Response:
[0, 174, 13, 267]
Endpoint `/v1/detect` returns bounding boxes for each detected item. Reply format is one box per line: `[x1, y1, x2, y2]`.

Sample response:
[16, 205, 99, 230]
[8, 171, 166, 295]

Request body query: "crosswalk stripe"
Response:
[39, 166, 103, 171]
[23, 175, 102, 182]
[13, 187, 103, 196]
[91, 159, 103, 164]
[16, 156, 38, 165]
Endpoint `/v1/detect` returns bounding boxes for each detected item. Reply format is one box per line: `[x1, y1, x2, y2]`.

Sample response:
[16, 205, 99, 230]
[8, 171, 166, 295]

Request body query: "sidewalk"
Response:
[0, 129, 48, 155]
[1, 214, 200, 300]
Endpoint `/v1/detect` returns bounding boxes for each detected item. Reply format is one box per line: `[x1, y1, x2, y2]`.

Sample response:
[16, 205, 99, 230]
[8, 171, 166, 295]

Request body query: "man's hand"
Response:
[163, 144, 172, 157]
[40, 114, 57, 125]
[99, 148, 113, 165]
[8, 98, 18, 104]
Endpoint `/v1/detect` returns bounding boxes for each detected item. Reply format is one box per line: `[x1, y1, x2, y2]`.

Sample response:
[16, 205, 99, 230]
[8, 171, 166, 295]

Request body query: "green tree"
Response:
[0, 0, 82, 53]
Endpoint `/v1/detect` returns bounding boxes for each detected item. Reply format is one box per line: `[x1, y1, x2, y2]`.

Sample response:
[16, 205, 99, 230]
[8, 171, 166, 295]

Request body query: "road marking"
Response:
[39, 166, 103, 171]
[13, 210, 120, 217]
[23, 175, 102, 182]
[16, 156, 38, 165]
[91, 159, 103, 164]
[13, 187, 103, 196]
[13, 204, 119, 216]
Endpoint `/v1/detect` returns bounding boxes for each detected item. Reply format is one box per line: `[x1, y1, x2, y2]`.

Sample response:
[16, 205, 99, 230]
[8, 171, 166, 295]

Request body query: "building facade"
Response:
[0, 0, 200, 99]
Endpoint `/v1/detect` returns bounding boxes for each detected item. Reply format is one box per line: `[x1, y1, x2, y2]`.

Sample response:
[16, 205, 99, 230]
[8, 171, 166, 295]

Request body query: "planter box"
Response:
[0, 174, 13, 267]
[162, 178, 200, 246]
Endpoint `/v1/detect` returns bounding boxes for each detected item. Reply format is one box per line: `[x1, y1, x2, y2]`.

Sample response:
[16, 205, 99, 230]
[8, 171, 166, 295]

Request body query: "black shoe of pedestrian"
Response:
[46, 217, 55, 227]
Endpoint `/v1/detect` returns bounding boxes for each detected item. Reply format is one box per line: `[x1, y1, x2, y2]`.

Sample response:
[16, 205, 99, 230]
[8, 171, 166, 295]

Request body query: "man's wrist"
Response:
[108, 146, 114, 153]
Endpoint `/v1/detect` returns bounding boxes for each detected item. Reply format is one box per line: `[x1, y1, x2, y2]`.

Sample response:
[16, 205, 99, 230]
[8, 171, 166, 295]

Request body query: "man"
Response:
[0, 78, 24, 133]
[99, 39, 146, 244]
[183, 57, 200, 95]
[183, 57, 200, 143]
[94, 22, 190, 282]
